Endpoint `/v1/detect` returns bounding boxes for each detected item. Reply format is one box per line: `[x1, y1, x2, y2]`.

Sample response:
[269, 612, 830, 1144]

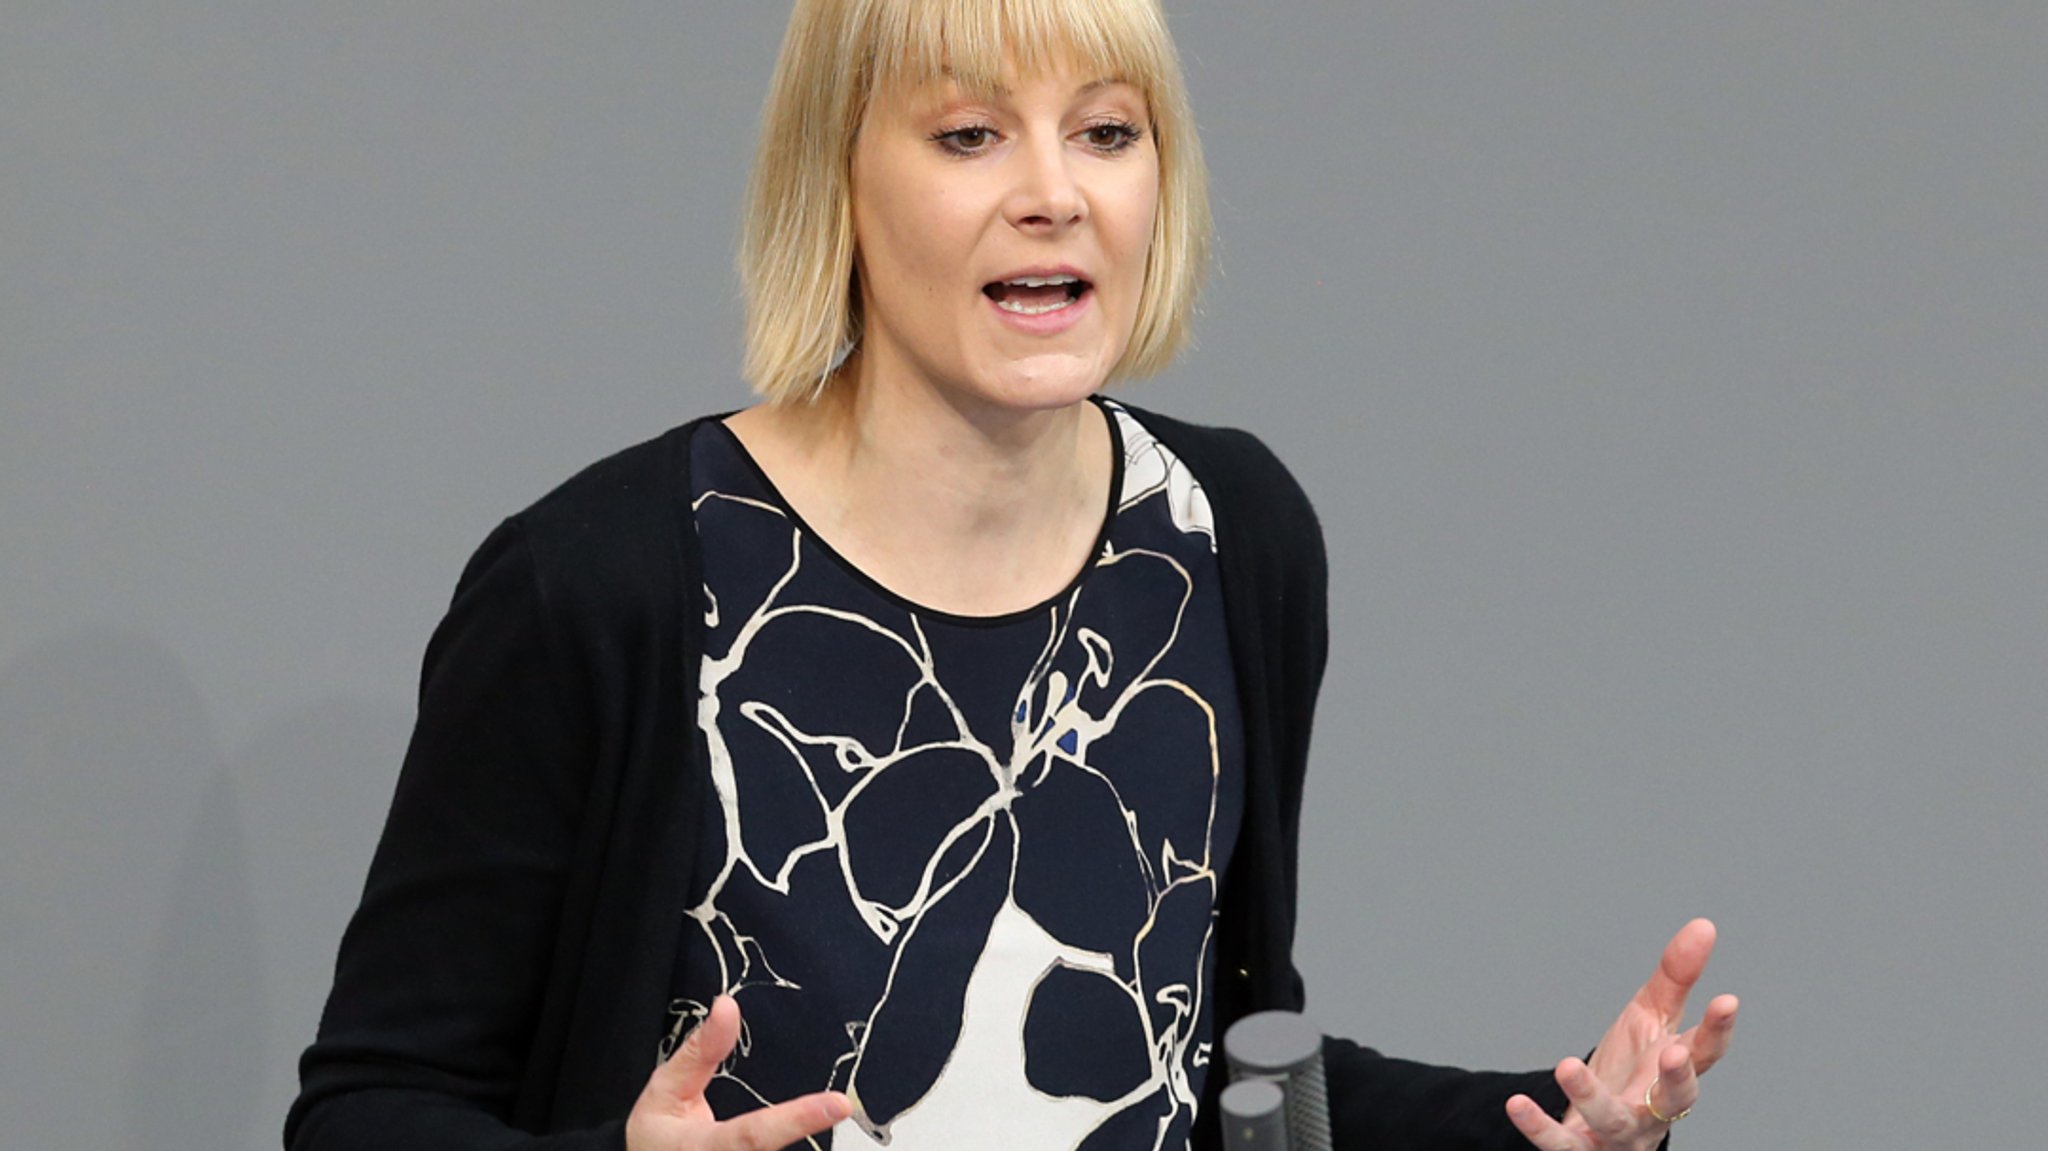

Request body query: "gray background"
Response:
[4, 3, 2043, 1148]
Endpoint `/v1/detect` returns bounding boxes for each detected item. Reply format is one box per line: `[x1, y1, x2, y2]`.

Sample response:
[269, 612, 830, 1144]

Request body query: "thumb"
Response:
[647, 995, 741, 1110]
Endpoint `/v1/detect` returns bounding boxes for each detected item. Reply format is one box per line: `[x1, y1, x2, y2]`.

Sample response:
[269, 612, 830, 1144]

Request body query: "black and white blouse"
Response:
[674, 398, 1245, 1150]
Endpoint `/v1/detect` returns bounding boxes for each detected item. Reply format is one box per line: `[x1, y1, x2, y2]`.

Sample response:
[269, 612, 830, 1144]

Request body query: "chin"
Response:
[976, 351, 1118, 410]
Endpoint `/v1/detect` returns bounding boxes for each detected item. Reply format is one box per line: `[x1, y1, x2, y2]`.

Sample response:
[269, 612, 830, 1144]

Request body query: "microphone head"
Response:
[1219, 1079, 1290, 1151]
[1223, 1009, 1323, 1078]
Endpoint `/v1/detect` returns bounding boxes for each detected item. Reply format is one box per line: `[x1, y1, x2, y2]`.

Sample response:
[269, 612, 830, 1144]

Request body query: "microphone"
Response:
[1219, 1078, 1290, 1151]
[1222, 1010, 1332, 1151]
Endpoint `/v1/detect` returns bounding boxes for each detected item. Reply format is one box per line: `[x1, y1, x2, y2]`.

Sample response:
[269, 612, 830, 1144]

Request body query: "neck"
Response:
[826, 348, 1099, 537]
[726, 352, 1114, 617]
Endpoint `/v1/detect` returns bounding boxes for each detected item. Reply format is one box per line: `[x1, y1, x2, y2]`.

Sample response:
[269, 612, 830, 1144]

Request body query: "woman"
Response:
[288, 1, 1737, 1149]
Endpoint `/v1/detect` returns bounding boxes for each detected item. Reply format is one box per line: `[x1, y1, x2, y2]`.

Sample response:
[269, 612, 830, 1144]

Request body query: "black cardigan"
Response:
[287, 404, 1566, 1151]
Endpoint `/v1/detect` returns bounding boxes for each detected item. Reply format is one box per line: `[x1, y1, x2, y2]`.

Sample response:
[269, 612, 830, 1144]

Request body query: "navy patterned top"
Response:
[671, 398, 1244, 1150]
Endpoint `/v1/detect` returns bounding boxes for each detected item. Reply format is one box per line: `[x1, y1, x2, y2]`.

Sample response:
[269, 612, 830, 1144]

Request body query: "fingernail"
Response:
[820, 1093, 852, 1122]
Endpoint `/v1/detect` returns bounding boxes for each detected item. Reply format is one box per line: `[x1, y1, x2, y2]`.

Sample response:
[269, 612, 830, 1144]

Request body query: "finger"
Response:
[1681, 993, 1739, 1073]
[1636, 918, 1716, 1021]
[651, 995, 743, 1104]
[1647, 1044, 1700, 1124]
[1505, 1093, 1587, 1151]
[1553, 1057, 1634, 1144]
[707, 1091, 853, 1151]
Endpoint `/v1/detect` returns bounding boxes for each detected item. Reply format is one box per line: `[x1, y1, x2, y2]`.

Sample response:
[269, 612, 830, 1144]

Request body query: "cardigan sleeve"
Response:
[285, 517, 625, 1151]
[1321, 1037, 1567, 1150]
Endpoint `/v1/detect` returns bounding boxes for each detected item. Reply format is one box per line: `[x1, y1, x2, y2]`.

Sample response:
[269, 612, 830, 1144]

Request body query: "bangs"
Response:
[862, 0, 1173, 105]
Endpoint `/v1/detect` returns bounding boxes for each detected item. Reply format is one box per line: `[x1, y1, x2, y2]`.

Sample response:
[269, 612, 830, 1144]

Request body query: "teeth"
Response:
[995, 296, 1077, 316]
[1006, 275, 1079, 287]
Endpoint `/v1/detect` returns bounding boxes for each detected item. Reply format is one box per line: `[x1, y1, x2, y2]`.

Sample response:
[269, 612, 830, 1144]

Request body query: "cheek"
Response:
[1108, 169, 1161, 271]
[855, 215, 930, 331]
[866, 191, 977, 301]
[912, 193, 985, 282]
[1106, 207, 1159, 321]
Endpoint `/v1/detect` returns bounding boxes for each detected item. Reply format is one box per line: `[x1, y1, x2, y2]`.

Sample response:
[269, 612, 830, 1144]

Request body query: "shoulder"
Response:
[1111, 400, 1279, 474]
[512, 420, 705, 561]
[1109, 399, 1324, 565]
[498, 417, 722, 593]
[444, 418, 714, 663]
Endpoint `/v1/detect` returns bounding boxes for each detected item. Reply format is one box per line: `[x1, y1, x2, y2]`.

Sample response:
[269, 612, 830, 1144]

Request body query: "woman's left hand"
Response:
[1505, 918, 1739, 1151]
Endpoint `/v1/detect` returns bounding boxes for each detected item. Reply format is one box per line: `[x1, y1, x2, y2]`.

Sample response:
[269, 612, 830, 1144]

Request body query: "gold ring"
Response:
[1644, 1080, 1691, 1125]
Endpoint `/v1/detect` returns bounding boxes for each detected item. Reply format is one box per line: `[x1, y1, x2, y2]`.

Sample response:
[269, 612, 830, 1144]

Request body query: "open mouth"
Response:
[983, 275, 1092, 316]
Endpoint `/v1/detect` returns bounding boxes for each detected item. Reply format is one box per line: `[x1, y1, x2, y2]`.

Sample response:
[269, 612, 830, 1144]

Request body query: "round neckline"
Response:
[704, 395, 1127, 630]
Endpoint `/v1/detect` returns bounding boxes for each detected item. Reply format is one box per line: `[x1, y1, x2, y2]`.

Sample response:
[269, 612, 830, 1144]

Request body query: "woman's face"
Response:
[848, 57, 1159, 415]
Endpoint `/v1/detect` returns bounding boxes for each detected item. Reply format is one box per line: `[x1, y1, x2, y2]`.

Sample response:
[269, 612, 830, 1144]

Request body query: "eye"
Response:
[1080, 120, 1144, 154]
[931, 124, 998, 156]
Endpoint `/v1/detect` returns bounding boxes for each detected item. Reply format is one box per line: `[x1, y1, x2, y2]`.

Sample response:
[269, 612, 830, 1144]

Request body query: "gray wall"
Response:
[5, 3, 2042, 1148]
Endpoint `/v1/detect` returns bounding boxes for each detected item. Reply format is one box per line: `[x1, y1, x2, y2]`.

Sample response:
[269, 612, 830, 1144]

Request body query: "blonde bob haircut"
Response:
[740, 0, 1212, 404]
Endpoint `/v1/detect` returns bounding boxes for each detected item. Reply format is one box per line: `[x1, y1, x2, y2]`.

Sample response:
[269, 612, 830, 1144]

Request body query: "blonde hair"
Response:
[740, 0, 1212, 404]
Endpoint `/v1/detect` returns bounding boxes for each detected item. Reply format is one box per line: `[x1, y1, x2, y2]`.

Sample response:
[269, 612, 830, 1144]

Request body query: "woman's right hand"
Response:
[625, 995, 852, 1151]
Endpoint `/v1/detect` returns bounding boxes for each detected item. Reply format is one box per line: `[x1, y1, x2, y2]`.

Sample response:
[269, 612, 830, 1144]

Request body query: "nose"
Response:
[1006, 133, 1086, 233]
